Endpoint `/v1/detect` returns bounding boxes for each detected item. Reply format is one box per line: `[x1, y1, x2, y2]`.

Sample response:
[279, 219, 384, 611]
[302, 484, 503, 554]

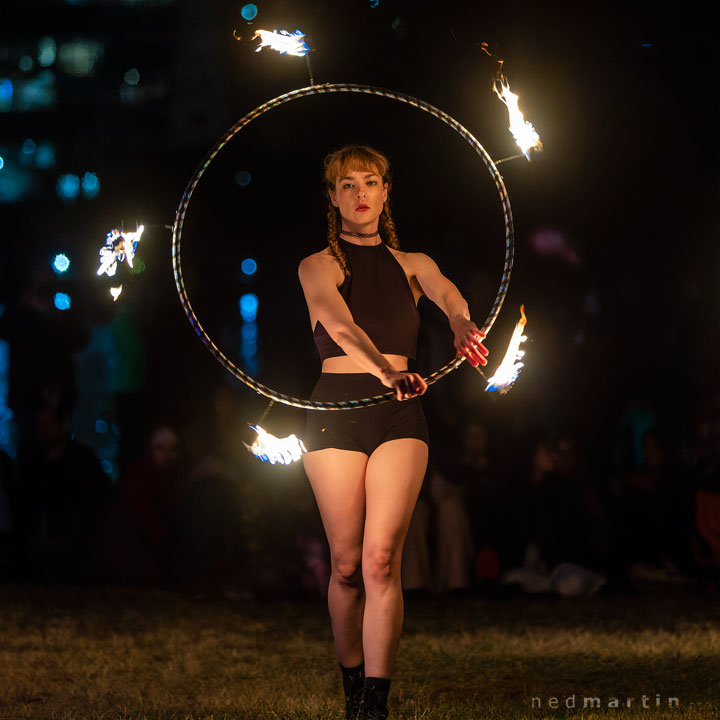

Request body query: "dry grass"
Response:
[0, 584, 718, 720]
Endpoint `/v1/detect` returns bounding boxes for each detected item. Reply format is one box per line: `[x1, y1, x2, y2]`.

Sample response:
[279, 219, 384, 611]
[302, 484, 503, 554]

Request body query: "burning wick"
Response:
[97, 224, 145, 278]
[252, 29, 309, 57]
[484, 305, 528, 394]
[244, 425, 307, 465]
[493, 76, 542, 160]
[481, 42, 542, 161]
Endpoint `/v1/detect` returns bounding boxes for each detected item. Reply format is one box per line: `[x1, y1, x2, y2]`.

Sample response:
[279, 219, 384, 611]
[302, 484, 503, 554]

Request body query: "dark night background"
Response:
[1, 0, 719, 593]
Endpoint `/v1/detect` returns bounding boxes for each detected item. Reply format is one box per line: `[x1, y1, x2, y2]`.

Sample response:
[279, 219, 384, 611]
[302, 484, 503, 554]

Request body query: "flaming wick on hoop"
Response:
[246, 28, 315, 85]
[243, 400, 308, 465]
[97, 224, 145, 278]
[484, 305, 528, 394]
[244, 425, 307, 465]
[482, 43, 542, 164]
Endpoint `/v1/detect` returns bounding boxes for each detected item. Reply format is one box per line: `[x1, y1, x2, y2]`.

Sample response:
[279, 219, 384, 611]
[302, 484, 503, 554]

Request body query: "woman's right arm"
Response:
[298, 255, 426, 399]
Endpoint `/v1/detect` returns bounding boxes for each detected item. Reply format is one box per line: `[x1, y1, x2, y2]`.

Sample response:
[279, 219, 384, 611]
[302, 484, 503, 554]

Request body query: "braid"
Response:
[326, 203, 350, 277]
[379, 202, 401, 249]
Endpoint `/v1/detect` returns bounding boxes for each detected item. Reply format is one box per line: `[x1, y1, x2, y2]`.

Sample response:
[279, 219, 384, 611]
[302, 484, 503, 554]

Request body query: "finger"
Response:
[462, 345, 479, 367]
[468, 341, 489, 365]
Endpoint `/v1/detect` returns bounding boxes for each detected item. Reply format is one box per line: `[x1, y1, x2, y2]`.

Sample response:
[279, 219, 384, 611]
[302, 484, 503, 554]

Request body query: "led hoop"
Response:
[172, 83, 514, 410]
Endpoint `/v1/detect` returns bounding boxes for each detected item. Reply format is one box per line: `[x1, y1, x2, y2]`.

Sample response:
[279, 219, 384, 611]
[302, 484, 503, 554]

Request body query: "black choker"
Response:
[340, 229, 380, 238]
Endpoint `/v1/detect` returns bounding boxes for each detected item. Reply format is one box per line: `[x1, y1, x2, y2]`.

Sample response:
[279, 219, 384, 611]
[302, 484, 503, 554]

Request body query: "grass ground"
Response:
[0, 583, 718, 720]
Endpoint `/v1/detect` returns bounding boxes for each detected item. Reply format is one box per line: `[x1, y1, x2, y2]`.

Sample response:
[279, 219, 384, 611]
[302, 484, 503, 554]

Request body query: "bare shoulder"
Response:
[387, 247, 438, 274]
[298, 247, 343, 286]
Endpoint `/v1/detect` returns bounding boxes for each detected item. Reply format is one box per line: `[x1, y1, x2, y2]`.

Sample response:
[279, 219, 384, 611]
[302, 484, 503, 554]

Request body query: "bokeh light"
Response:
[21, 138, 36, 155]
[56, 173, 80, 201]
[95, 419, 108, 434]
[35, 141, 56, 169]
[54, 292, 71, 310]
[241, 257, 257, 275]
[235, 170, 252, 187]
[239, 293, 258, 322]
[81, 171, 100, 198]
[241, 4, 258, 21]
[0, 79, 13, 112]
[19, 56, 34, 73]
[0, 156, 4, 170]
[53, 253, 70, 273]
[123, 68, 140, 85]
[38, 37, 57, 67]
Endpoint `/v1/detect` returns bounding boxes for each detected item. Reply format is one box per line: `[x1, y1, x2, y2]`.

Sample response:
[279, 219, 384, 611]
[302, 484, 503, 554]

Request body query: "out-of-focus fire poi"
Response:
[244, 425, 307, 465]
[251, 29, 309, 57]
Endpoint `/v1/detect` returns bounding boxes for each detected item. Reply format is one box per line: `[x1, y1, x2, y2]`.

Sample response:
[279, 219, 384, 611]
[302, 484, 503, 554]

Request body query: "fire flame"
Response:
[110, 286, 123, 302]
[493, 75, 542, 159]
[485, 305, 528, 394]
[244, 425, 307, 465]
[252, 29, 309, 57]
[97, 224, 145, 278]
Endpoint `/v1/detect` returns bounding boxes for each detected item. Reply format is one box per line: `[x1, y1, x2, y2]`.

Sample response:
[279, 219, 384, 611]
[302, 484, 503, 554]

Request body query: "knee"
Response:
[363, 546, 399, 585]
[332, 555, 363, 588]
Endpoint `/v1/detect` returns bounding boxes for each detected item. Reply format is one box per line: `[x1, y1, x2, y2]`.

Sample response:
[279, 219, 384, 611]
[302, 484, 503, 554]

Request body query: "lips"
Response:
[355, 204, 369, 211]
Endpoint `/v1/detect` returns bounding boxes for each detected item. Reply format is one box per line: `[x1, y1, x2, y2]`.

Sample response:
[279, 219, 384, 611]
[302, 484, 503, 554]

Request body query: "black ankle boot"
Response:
[340, 661, 365, 720]
[356, 685, 389, 720]
[345, 684, 365, 720]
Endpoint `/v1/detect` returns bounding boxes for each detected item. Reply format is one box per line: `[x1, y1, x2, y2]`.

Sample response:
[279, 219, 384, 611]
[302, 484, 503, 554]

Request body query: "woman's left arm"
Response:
[410, 252, 489, 367]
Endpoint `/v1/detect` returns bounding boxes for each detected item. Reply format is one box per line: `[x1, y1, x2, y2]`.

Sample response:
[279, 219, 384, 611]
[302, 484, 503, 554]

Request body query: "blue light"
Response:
[0, 78, 12, 111]
[123, 68, 140, 85]
[239, 293, 258, 322]
[81, 171, 100, 198]
[56, 173, 80, 201]
[241, 3, 258, 20]
[35, 141, 55, 169]
[38, 37, 57, 67]
[53, 253, 70, 273]
[54, 292, 71, 310]
[95, 419, 108, 434]
[241, 257, 257, 275]
[21, 138, 36, 155]
[241, 322, 258, 341]
[235, 170, 252, 187]
[19, 55, 34, 73]
[0, 156, 4, 171]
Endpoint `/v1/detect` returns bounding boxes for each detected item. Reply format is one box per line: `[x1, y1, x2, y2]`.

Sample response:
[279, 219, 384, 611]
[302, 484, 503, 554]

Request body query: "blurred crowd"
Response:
[1, 269, 720, 600]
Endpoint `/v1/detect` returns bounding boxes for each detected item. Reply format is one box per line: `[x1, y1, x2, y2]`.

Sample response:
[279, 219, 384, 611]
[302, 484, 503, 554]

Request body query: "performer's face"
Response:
[329, 169, 388, 225]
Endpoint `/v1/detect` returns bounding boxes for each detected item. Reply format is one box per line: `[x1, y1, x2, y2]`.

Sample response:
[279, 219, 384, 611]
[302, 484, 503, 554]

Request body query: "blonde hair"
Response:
[323, 145, 400, 276]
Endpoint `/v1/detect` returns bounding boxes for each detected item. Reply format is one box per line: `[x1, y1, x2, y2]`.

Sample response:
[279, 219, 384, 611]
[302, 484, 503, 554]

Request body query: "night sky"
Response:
[2, 0, 718, 452]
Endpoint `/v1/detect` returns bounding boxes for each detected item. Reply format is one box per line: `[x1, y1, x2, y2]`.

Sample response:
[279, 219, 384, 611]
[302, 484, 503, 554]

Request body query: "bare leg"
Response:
[362, 438, 428, 677]
[303, 448, 368, 667]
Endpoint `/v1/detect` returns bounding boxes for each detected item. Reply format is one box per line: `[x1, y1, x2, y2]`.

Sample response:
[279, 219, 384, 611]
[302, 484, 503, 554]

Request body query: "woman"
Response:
[298, 145, 488, 720]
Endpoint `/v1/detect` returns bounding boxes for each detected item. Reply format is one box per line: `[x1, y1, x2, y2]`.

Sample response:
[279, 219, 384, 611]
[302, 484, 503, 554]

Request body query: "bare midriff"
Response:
[321, 353, 409, 374]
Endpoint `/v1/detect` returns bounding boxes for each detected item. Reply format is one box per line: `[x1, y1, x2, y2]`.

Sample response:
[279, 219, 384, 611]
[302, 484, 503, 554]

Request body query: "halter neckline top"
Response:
[312, 238, 420, 361]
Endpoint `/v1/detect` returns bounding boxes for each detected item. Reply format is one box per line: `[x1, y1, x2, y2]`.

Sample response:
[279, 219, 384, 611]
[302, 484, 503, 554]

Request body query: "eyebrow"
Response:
[339, 173, 380, 181]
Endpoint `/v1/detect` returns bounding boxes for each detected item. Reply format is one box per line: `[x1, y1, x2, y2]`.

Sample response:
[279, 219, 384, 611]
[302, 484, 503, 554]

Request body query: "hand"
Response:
[379, 369, 428, 401]
[451, 317, 489, 367]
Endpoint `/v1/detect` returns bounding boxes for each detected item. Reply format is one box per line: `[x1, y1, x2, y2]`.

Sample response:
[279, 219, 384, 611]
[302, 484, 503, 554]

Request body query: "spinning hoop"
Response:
[172, 83, 514, 410]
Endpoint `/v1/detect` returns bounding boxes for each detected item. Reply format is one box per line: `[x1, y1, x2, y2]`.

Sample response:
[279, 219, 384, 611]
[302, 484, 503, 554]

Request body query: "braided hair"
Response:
[323, 145, 401, 277]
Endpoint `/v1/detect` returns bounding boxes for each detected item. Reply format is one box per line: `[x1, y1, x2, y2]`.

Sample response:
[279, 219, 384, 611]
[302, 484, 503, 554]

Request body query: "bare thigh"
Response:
[363, 439, 429, 565]
[303, 449, 368, 569]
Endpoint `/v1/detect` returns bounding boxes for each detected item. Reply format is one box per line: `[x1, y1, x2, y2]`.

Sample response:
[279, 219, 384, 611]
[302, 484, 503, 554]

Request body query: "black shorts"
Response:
[304, 372, 429, 455]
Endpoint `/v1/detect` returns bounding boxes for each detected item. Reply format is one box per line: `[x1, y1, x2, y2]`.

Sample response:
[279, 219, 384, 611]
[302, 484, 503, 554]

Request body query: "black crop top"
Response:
[313, 238, 420, 361]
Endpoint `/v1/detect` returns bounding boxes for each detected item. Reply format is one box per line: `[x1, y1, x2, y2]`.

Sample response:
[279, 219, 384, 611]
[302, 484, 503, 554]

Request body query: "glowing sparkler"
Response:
[252, 29, 309, 57]
[96, 224, 145, 277]
[485, 305, 528, 394]
[244, 424, 307, 465]
[493, 76, 542, 160]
